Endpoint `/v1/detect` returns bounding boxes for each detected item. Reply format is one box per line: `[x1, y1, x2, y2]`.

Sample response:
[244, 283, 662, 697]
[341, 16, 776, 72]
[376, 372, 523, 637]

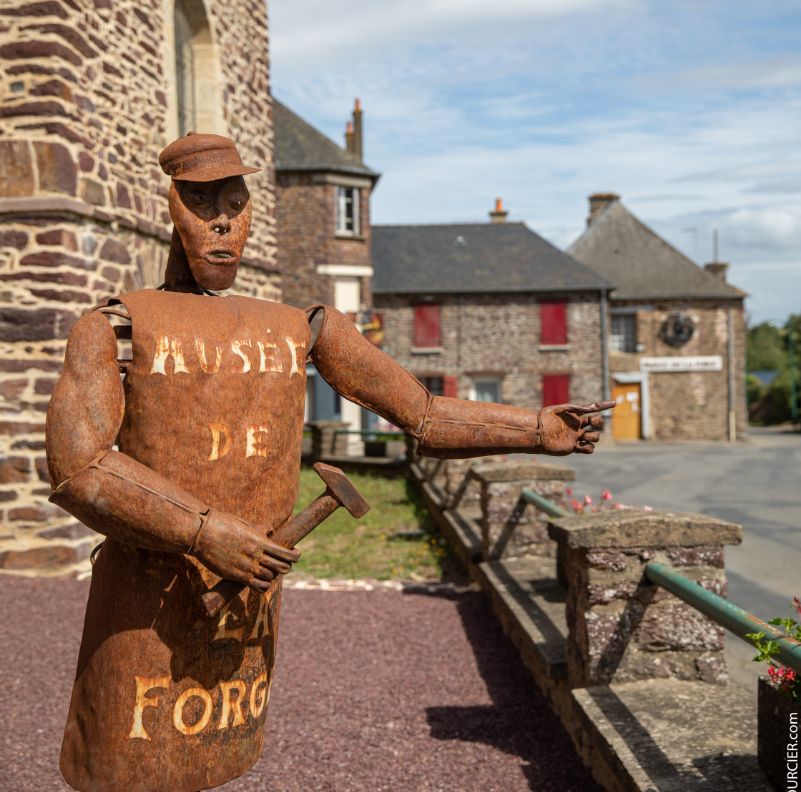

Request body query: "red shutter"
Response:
[540, 302, 567, 345]
[443, 375, 458, 398]
[542, 374, 570, 407]
[413, 305, 441, 347]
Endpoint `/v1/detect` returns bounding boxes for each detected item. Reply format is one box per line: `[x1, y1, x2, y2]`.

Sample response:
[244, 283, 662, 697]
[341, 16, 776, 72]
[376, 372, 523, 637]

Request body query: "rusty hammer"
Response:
[201, 462, 370, 617]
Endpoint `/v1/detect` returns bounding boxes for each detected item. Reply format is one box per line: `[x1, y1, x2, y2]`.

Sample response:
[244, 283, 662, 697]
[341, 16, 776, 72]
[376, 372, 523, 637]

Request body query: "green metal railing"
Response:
[332, 429, 406, 439]
[519, 488, 801, 675]
[646, 561, 801, 675]
[521, 488, 569, 518]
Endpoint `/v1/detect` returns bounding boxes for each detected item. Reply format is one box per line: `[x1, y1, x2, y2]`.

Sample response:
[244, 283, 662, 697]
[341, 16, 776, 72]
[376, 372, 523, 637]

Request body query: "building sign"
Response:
[640, 356, 723, 373]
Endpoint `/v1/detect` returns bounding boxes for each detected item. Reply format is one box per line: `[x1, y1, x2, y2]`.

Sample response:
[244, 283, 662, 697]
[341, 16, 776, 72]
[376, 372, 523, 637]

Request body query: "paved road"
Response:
[568, 426, 801, 695]
[0, 576, 599, 792]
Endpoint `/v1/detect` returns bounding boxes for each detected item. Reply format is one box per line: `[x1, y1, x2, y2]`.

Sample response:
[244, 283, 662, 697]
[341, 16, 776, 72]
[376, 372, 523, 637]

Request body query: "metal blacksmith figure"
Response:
[46, 133, 613, 792]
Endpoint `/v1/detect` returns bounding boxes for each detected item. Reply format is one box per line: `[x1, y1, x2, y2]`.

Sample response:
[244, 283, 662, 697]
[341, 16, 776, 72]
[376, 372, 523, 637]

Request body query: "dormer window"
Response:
[336, 186, 360, 236]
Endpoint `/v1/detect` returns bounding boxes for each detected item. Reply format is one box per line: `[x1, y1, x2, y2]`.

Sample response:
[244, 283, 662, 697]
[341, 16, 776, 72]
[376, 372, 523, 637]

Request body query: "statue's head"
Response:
[159, 133, 259, 291]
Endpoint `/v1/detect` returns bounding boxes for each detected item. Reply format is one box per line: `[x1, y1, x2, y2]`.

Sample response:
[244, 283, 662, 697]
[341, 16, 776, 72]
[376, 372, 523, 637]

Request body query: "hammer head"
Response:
[312, 462, 370, 518]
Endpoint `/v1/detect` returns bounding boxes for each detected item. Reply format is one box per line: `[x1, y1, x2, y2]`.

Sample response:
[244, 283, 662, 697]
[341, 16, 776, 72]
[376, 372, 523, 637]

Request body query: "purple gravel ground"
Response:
[0, 576, 599, 791]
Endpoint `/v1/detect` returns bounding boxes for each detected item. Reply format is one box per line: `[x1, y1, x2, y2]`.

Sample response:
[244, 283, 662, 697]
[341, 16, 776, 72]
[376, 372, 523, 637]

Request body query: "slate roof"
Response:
[372, 222, 613, 295]
[568, 199, 745, 301]
[273, 99, 379, 179]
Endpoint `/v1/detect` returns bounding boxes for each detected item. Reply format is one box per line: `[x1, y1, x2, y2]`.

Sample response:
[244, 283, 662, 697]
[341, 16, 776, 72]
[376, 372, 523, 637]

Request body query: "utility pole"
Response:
[789, 321, 799, 424]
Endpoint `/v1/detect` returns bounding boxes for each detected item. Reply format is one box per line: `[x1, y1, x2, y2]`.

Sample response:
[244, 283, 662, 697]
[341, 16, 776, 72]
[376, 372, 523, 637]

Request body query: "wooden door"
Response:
[612, 382, 641, 440]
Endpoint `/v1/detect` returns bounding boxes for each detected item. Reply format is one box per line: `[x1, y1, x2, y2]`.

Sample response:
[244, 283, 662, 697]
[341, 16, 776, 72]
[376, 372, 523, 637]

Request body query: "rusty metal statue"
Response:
[46, 132, 613, 792]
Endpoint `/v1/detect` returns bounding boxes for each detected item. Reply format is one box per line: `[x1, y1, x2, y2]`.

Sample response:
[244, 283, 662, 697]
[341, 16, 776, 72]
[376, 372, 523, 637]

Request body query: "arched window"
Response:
[174, 0, 196, 135]
[167, 0, 225, 139]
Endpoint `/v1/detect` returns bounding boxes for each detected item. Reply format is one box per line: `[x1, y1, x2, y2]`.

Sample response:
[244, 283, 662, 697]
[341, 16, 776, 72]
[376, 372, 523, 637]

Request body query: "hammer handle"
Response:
[201, 492, 339, 617]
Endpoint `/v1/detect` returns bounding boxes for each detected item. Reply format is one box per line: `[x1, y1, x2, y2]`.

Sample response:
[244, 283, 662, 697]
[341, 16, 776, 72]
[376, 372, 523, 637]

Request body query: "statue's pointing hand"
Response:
[538, 400, 616, 455]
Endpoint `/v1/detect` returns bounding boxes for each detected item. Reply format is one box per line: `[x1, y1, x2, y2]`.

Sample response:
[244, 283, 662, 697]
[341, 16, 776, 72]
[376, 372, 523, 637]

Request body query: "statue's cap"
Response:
[158, 132, 260, 182]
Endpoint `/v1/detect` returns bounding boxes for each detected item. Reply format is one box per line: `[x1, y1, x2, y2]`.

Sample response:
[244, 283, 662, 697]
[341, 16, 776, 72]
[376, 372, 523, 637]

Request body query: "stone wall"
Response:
[610, 299, 747, 441]
[0, 0, 278, 574]
[375, 292, 605, 409]
[277, 172, 373, 309]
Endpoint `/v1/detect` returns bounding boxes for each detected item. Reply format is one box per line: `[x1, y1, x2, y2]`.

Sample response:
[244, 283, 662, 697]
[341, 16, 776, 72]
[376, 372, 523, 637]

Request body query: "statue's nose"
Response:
[211, 214, 230, 235]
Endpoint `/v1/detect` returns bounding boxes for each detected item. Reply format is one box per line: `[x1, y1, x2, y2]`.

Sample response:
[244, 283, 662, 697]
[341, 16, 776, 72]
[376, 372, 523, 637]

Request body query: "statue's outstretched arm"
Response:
[307, 305, 611, 458]
[46, 311, 297, 590]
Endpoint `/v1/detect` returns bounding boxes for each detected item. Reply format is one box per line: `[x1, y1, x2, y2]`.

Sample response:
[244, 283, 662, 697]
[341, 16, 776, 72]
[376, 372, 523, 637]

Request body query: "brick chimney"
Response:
[352, 98, 363, 160]
[587, 192, 620, 226]
[489, 197, 508, 224]
[704, 262, 729, 281]
[344, 120, 354, 154]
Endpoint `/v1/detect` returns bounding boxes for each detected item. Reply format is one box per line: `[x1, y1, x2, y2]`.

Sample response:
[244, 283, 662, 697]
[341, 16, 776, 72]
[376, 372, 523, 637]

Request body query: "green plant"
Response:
[745, 597, 801, 701]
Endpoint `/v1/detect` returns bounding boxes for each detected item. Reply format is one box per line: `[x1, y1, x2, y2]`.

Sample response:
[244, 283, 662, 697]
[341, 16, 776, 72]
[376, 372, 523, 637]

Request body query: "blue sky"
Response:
[270, 0, 801, 324]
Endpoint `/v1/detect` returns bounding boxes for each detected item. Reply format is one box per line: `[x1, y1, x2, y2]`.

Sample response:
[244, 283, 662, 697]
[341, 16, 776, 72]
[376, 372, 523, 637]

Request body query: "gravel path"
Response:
[0, 575, 598, 792]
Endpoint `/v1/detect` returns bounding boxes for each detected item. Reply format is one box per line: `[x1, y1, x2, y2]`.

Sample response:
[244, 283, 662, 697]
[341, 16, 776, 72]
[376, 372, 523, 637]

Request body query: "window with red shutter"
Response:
[443, 375, 458, 398]
[413, 305, 441, 348]
[540, 301, 567, 345]
[542, 373, 570, 406]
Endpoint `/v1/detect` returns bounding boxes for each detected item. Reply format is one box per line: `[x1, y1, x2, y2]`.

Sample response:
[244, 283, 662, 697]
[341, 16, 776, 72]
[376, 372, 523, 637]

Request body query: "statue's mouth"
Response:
[206, 249, 236, 263]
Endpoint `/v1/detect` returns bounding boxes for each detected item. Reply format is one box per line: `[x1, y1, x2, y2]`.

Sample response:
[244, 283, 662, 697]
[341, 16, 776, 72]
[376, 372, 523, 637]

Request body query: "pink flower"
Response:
[584, 494, 593, 506]
[565, 487, 573, 496]
[768, 665, 780, 681]
[614, 503, 625, 510]
[601, 489, 613, 501]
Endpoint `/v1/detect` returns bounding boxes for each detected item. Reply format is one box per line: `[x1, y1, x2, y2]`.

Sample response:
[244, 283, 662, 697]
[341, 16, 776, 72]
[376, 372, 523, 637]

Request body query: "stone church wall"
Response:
[0, 0, 278, 573]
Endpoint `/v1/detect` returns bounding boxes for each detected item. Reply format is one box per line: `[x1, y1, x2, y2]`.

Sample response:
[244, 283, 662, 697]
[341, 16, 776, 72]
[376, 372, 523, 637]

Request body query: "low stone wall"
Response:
[410, 455, 769, 791]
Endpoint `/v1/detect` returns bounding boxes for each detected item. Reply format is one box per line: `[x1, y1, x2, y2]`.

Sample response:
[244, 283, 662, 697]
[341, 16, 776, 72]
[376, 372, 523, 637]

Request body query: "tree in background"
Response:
[747, 315, 800, 426]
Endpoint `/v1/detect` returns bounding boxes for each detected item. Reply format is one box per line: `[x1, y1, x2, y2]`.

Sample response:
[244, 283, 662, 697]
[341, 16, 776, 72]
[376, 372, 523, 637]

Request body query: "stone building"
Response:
[569, 193, 747, 441]
[274, 98, 380, 434]
[0, 0, 278, 573]
[372, 206, 612, 417]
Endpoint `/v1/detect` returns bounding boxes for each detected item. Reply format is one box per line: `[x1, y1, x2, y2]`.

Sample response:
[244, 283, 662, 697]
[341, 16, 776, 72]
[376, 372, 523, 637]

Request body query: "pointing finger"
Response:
[570, 400, 616, 414]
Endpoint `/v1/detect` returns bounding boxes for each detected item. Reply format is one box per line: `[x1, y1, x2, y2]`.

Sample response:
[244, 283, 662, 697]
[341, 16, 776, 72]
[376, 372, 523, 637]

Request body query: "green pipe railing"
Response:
[333, 429, 406, 439]
[646, 561, 801, 676]
[521, 488, 569, 518]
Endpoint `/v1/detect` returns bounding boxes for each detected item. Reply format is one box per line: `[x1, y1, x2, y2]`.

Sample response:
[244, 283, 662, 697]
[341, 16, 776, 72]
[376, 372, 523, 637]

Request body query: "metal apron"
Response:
[59, 289, 310, 792]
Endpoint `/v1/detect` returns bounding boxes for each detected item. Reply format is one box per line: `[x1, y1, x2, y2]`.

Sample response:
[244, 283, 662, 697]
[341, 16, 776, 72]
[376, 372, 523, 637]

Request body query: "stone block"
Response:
[550, 508, 741, 687]
[548, 510, 742, 549]
[475, 459, 575, 561]
[99, 237, 131, 264]
[0, 140, 34, 197]
[0, 229, 28, 249]
[0, 306, 78, 341]
[34, 140, 77, 195]
[0, 456, 31, 483]
[0, 543, 81, 571]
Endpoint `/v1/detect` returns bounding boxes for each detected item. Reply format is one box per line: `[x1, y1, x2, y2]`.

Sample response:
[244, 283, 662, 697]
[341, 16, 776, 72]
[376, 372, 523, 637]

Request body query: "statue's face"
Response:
[168, 176, 252, 291]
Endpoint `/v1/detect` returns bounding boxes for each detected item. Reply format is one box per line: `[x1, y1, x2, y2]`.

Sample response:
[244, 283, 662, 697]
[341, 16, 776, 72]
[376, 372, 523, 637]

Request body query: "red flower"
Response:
[601, 489, 613, 501]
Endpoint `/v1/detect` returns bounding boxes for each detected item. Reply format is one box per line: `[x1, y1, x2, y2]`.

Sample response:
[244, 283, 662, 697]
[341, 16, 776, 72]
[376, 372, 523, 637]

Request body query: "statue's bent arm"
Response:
[309, 305, 607, 458]
[46, 310, 298, 590]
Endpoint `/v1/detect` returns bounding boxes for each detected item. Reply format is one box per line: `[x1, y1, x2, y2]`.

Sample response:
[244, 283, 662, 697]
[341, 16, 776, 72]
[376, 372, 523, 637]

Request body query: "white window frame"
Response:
[610, 312, 637, 353]
[335, 185, 360, 236]
[470, 376, 501, 403]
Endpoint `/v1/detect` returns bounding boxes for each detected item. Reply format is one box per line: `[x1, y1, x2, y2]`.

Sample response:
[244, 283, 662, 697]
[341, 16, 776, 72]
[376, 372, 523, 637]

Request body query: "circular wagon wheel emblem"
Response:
[659, 313, 695, 347]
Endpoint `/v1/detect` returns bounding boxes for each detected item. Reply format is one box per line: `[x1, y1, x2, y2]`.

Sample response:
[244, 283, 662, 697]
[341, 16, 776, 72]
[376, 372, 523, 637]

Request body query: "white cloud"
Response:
[269, 0, 801, 323]
[271, 0, 632, 73]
